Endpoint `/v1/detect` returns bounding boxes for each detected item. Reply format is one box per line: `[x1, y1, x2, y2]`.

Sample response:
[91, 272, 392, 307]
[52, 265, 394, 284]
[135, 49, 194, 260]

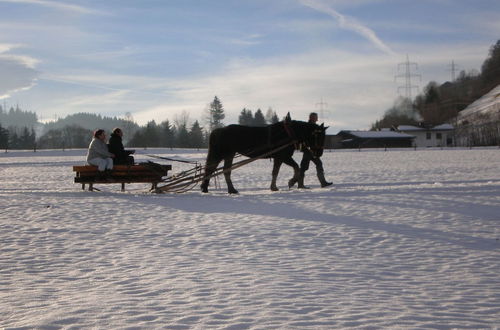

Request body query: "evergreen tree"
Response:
[0, 123, 9, 149]
[253, 109, 267, 126]
[189, 120, 205, 148]
[206, 96, 225, 132]
[270, 112, 280, 124]
[129, 130, 146, 148]
[238, 108, 253, 126]
[8, 129, 19, 149]
[122, 112, 136, 144]
[19, 127, 35, 149]
[159, 120, 175, 148]
[176, 123, 190, 148]
[265, 107, 279, 124]
[481, 40, 500, 92]
[143, 120, 160, 147]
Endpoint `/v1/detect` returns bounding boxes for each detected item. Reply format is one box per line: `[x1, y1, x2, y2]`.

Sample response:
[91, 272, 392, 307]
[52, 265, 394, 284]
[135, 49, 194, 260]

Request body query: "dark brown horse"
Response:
[200, 114, 326, 194]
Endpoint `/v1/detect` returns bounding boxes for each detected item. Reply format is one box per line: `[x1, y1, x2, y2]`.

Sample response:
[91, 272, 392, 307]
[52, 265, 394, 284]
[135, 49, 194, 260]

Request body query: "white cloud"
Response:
[0, 44, 39, 99]
[298, 0, 397, 56]
[124, 49, 398, 131]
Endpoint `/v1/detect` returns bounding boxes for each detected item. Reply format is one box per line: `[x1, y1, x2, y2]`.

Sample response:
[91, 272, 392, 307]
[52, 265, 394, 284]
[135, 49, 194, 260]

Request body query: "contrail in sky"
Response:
[0, 0, 105, 15]
[299, 0, 397, 56]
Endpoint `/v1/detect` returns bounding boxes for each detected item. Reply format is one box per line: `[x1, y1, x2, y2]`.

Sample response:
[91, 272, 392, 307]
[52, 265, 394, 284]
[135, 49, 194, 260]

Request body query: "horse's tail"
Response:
[205, 128, 224, 166]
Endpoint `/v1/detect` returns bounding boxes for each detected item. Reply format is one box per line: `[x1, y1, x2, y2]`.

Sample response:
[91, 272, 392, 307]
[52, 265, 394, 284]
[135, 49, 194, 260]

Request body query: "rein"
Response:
[283, 120, 299, 149]
[144, 154, 199, 164]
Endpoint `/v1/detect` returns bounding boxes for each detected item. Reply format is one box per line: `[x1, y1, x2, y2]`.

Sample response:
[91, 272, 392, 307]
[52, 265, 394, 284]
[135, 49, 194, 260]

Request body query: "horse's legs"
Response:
[282, 157, 300, 189]
[201, 158, 220, 193]
[270, 159, 283, 191]
[223, 154, 238, 194]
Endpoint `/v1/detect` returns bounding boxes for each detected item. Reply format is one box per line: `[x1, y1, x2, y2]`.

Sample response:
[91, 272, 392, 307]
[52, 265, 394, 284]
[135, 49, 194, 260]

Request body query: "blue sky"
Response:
[0, 0, 498, 132]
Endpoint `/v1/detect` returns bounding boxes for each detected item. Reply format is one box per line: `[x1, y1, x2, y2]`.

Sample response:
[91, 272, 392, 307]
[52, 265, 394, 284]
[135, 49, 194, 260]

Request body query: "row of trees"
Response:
[1, 96, 282, 150]
[0, 124, 36, 150]
[372, 40, 500, 132]
[127, 97, 281, 148]
[0, 105, 38, 128]
[128, 119, 205, 149]
[0, 106, 38, 150]
[239, 108, 279, 126]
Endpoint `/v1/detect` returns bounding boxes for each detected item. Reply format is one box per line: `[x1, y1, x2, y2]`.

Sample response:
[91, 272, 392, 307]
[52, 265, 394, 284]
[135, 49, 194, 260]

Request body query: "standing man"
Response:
[295, 112, 332, 188]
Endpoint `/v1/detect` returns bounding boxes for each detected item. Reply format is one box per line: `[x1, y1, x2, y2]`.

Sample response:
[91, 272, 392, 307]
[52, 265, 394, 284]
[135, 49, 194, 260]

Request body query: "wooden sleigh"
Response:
[73, 163, 172, 192]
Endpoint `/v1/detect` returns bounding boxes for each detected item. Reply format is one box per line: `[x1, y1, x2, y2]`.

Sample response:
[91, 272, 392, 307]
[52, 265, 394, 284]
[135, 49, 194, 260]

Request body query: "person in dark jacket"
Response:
[108, 128, 135, 165]
[296, 112, 332, 188]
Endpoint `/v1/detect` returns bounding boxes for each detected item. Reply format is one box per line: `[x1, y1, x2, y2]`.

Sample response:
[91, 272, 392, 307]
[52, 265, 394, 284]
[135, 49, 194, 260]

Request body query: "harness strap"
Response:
[283, 120, 299, 149]
[267, 125, 272, 147]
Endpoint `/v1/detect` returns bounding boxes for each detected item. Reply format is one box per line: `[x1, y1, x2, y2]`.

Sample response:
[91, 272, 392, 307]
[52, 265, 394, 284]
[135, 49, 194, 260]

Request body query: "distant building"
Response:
[337, 130, 414, 149]
[397, 124, 454, 148]
[324, 134, 342, 149]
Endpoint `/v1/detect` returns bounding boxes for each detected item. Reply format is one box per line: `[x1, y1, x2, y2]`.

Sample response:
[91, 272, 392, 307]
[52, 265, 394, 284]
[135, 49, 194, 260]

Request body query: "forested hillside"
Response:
[372, 40, 500, 129]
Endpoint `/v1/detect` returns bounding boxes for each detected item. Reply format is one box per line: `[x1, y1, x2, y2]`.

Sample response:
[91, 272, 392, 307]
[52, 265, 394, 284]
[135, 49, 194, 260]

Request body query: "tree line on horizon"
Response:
[0, 96, 280, 150]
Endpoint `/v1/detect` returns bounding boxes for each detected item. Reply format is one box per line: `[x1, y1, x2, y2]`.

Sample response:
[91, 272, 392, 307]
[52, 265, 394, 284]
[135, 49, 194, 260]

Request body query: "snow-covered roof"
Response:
[341, 130, 414, 138]
[432, 123, 454, 130]
[397, 124, 454, 131]
[458, 84, 500, 120]
[397, 125, 423, 131]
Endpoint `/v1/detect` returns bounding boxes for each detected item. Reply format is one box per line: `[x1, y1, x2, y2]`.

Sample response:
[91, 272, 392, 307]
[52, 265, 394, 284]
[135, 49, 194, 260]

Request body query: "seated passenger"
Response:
[108, 127, 135, 165]
[86, 129, 115, 177]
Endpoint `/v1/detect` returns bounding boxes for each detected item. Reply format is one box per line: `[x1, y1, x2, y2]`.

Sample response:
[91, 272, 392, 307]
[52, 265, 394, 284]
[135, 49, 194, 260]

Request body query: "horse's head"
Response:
[285, 114, 327, 157]
[310, 123, 327, 157]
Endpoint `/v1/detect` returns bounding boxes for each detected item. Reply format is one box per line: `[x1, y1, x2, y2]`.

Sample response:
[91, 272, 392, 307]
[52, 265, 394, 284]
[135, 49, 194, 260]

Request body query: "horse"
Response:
[200, 114, 327, 194]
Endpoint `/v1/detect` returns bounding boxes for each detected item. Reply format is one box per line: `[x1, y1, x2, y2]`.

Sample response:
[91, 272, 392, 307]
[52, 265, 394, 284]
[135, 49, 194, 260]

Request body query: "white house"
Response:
[397, 124, 454, 148]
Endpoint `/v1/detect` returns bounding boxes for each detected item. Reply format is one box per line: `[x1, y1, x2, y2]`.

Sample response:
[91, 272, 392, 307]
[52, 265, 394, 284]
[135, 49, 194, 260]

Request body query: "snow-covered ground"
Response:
[1, 147, 499, 329]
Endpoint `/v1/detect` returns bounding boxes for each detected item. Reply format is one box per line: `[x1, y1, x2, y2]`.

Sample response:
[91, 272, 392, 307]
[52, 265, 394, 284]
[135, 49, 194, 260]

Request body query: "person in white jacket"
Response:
[86, 129, 115, 175]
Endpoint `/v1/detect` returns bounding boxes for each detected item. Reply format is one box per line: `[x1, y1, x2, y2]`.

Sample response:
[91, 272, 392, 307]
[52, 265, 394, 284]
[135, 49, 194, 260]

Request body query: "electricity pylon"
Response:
[395, 54, 421, 101]
[448, 60, 459, 82]
[315, 97, 329, 120]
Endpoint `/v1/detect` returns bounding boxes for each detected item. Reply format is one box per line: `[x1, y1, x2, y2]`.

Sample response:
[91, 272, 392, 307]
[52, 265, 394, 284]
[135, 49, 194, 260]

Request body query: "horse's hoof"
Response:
[270, 186, 279, 191]
[288, 179, 297, 188]
[228, 188, 239, 194]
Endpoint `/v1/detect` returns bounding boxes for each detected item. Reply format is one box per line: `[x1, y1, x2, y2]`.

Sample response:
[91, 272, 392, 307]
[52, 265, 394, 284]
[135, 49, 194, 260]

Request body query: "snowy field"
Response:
[1, 147, 499, 329]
